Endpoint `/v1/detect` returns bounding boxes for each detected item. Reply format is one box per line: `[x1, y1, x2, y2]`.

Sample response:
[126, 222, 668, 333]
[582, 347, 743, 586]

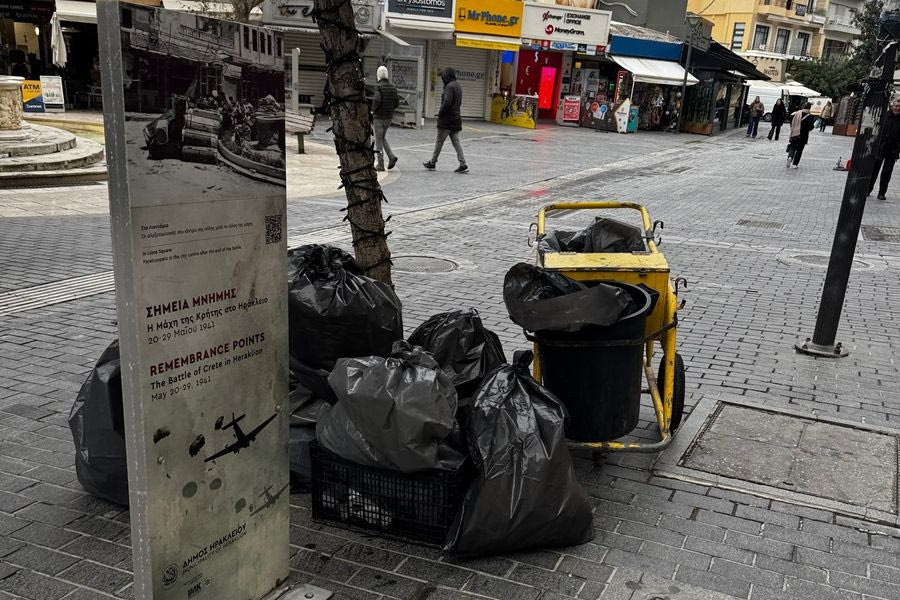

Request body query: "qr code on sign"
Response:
[265, 214, 283, 245]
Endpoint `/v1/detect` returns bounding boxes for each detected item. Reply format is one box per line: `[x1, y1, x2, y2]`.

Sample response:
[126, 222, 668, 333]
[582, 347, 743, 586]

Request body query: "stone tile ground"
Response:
[2, 121, 900, 599]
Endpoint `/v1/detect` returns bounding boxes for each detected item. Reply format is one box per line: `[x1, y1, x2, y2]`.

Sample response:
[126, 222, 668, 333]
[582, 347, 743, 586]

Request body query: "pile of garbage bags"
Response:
[287, 244, 403, 490]
[539, 217, 646, 254]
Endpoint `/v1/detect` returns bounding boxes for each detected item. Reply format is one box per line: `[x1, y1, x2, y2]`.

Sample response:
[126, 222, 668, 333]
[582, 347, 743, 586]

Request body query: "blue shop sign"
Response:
[609, 35, 682, 61]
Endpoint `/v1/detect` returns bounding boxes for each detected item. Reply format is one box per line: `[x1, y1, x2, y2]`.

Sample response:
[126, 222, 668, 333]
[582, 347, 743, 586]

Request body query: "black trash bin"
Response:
[533, 282, 657, 442]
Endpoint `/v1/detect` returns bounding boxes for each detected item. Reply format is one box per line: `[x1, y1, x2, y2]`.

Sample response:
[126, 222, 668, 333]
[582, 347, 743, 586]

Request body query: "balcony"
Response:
[825, 17, 860, 35]
[758, 0, 824, 26]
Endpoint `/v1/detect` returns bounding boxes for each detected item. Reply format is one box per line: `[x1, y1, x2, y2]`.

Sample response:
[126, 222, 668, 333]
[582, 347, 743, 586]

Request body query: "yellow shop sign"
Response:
[455, 0, 524, 37]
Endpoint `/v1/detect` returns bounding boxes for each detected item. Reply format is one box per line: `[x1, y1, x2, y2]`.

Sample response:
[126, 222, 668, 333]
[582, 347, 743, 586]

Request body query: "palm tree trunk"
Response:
[313, 0, 393, 285]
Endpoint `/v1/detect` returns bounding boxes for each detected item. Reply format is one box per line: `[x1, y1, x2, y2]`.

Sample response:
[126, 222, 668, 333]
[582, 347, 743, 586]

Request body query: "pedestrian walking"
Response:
[372, 65, 400, 172]
[767, 98, 787, 141]
[869, 97, 900, 200]
[786, 102, 815, 169]
[819, 100, 833, 132]
[746, 96, 764, 138]
[423, 67, 467, 173]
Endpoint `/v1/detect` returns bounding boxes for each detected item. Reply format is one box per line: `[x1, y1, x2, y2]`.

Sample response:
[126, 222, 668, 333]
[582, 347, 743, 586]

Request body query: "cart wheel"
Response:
[657, 353, 686, 432]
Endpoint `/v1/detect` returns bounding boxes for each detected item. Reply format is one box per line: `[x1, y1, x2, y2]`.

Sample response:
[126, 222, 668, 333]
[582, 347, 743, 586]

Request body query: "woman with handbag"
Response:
[786, 102, 816, 169]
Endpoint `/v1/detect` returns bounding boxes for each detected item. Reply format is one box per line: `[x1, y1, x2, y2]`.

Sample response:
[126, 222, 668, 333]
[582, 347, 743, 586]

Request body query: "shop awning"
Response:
[55, 0, 97, 23]
[455, 32, 520, 52]
[610, 56, 698, 87]
[162, 0, 262, 19]
[686, 42, 769, 80]
[385, 16, 453, 39]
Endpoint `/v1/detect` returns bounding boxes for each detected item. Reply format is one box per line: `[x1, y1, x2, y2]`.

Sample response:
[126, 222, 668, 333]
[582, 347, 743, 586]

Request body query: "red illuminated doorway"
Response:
[517, 50, 562, 121]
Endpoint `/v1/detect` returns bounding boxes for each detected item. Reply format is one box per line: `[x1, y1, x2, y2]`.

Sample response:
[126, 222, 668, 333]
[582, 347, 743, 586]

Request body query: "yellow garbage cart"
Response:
[529, 201, 686, 453]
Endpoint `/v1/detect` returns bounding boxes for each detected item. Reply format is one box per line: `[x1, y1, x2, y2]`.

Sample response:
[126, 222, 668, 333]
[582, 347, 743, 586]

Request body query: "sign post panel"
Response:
[97, 2, 289, 598]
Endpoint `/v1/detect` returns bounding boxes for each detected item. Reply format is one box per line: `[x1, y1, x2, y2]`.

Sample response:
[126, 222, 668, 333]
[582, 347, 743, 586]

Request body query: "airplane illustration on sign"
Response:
[204, 412, 278, 463]
[250, 482, 289, 516]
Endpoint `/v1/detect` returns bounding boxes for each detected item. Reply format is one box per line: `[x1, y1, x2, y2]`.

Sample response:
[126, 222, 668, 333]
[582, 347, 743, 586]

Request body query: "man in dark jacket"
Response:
[870, 98, 900, 200]
[424, 67, 467, 173]
[373, 65, 400, 171]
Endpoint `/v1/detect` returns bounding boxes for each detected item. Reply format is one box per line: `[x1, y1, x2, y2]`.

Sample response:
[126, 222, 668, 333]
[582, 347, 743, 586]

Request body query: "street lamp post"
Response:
[795, 3, 900, 358]
[678, 14, 701, 133]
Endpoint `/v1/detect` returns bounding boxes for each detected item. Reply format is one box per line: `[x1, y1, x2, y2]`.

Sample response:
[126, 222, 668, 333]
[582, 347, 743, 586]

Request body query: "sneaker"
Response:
[388, 156, 398, 170]
[454, 164, 468, 173]
[423, 161, 436, 170]
[791, 164, 799, 169]
[375, 164, 385, 172]
[878, 194, 887, 200]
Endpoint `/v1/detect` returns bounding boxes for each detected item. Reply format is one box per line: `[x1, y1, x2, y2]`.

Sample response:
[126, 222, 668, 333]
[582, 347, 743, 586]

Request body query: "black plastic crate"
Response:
[310, 441, 471, 546]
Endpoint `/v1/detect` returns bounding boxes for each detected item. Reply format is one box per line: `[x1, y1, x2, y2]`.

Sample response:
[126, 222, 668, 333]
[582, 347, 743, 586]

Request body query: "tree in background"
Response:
[194, 0, 265, 22]
[786, 58, 859, 99]
[312, 0, 393, 285]
[851, 0, 885, 77]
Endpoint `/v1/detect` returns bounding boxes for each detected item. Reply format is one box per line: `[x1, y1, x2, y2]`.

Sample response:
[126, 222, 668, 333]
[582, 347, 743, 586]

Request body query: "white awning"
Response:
[55, 0, 97, 24]
[610, 55, 699, 87]
[783, 81, 820, 97]
[385, 16, 453, 39]
[454, 32, 520, 52]
[163, 0, 263, 20]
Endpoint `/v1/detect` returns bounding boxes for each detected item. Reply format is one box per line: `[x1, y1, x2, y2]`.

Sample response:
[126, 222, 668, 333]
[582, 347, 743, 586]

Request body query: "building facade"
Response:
[688, 0, 828, 81]
[822, 0, 862, 60]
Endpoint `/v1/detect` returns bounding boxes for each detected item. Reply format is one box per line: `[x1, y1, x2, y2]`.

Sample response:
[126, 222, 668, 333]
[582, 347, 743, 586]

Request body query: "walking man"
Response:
[870, 97, 900, 200]
[423, 67, 467, 173]
[373, 65, 399, 172]
[746, 96, 764, 139]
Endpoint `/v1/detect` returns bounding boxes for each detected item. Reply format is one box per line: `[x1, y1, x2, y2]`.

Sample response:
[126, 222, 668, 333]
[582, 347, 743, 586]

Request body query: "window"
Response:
[753, 24, 770, 50]
[823, 38, 847, 60]
[243, 26, 249, 50]
[775, 28, 790, 54]
[731, 23, 745, 51]
[276, 38, 282, 58]
[796, 31, 810, 55]
[121, 8, 133, 28]
[252, 29, 258, 52]
[267, 34, 272, 56]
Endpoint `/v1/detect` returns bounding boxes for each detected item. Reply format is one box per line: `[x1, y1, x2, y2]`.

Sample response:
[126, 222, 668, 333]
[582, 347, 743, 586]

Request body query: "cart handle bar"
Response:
[536, 202, 654, 241]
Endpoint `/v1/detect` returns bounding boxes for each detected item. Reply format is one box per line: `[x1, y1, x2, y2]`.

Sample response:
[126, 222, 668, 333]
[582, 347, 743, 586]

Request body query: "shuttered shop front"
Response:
[430, 41, 488, 119]
[284, 30, 326, 107]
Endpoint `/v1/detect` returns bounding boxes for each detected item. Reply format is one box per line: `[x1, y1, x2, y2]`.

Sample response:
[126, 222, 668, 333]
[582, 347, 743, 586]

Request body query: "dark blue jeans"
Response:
[746, 116, 760, 137]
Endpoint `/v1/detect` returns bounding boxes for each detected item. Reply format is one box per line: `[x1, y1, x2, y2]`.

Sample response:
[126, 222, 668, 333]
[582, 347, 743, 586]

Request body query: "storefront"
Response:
[512, 1, 611, 127]
[448, 0, 522, 123]
[1, 0, 54, 79]
[682, 42, 769, 135]
[606, 25, 697, 133]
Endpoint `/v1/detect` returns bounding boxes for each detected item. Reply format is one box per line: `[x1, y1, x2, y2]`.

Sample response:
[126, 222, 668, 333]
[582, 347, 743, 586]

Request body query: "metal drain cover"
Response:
[737, 219, 784, 230]
[861, 225, 900, 243]
[392, 255, 458, 273]
[793, 254, 869, 269]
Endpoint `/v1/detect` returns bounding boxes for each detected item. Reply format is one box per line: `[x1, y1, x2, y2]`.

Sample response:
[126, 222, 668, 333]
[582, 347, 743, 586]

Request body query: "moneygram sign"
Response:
[454, 0, 523, 37]
[521, 1, 610, 47]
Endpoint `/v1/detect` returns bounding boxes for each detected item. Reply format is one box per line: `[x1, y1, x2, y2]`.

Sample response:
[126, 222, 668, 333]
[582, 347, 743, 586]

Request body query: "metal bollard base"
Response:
[795, 338, 849, 358]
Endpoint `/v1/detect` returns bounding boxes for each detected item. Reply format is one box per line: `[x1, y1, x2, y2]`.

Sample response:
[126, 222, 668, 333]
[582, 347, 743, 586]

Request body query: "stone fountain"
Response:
[0, 75, 106, 185]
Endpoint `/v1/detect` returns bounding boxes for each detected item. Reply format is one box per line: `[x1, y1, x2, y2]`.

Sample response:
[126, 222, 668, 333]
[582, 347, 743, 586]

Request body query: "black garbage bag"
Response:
[68, 341, 129, 506]
[289, 425, 318, 492]
[540, 217, 646, 253]
[316, 341, 465, 473]
[503, 263, 635, 333]
[288, 357, 333, 426]
[287, 244, 403, 369]
[443, 351, 593, 556]
[408, 310, 506, 403]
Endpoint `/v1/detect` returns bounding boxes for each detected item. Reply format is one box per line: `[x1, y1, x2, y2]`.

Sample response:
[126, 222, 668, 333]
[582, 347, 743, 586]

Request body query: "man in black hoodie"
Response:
[870, 98, 900, 200]
[423, 67, 467, 173]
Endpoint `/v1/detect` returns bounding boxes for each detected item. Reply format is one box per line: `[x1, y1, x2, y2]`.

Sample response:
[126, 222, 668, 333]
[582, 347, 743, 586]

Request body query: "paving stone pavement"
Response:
[3, 122, 900, 600]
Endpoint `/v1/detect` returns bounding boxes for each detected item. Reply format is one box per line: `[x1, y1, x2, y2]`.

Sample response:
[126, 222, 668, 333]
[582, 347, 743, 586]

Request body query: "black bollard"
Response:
[796, 28, 898, 358]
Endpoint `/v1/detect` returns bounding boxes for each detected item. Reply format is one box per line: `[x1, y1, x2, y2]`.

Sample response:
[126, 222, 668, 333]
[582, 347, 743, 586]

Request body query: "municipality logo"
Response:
[161, 564, 179, 589]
